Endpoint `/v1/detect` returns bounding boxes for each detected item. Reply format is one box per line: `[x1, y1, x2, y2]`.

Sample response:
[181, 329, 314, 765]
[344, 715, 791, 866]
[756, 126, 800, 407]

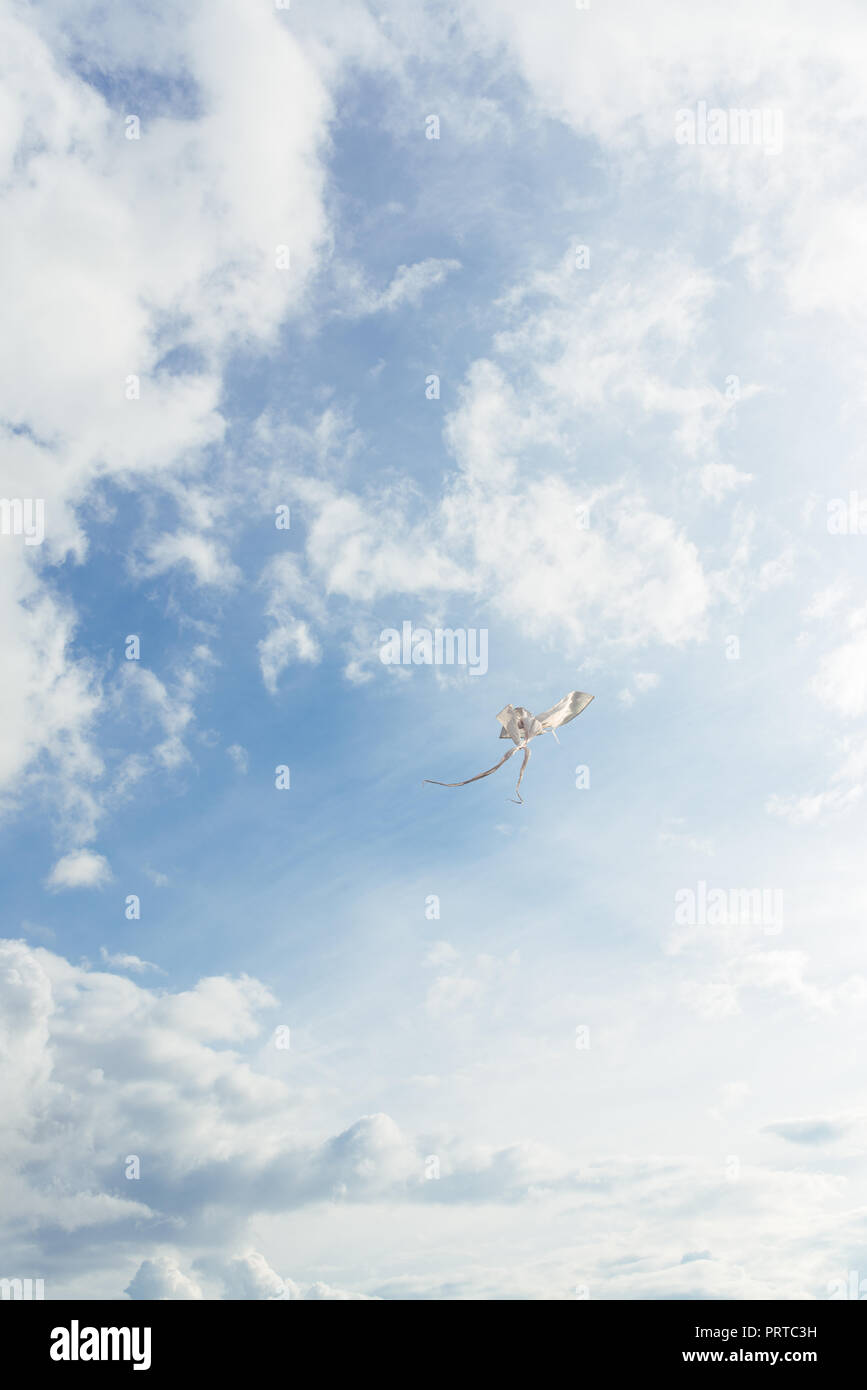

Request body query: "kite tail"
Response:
[508, 745, 531, 804]
[423, 745, 518, 792]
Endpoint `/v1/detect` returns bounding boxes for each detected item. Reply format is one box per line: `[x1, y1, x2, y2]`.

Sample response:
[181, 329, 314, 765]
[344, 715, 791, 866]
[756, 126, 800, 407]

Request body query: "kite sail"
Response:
[424, 690, 594, 804]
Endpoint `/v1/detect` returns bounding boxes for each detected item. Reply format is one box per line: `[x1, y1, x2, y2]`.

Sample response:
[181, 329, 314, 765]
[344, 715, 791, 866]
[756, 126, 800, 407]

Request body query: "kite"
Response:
[423, 691, 594, 804]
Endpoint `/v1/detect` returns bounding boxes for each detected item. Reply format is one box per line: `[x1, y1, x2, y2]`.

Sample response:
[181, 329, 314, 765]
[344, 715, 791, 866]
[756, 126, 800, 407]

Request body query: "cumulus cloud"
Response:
[255, 251, 737, 687]
[126, 1250, 379, 1300]
[3, 934, 867, 1299]
[0, 0, 341, 832]
[0, 939, 568, 1278]
[46, 848, 112, 891]
[125, 1257, 205, 1301]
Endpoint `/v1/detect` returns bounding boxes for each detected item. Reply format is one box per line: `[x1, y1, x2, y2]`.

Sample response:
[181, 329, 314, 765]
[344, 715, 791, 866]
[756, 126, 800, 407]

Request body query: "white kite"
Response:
[423, 691, 594, 804]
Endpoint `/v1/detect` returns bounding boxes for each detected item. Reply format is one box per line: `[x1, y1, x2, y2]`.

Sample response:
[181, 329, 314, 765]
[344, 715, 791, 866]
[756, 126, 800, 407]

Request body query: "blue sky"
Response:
[3, 0, 867, 1301]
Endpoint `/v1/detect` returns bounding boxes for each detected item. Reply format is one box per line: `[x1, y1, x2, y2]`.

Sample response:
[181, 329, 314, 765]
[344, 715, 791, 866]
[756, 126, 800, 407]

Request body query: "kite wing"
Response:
[535, 690, 595, 731]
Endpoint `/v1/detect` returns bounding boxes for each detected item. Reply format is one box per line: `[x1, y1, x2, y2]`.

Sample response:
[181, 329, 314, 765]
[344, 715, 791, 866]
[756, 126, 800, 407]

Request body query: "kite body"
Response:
[424, 690, 594, 803]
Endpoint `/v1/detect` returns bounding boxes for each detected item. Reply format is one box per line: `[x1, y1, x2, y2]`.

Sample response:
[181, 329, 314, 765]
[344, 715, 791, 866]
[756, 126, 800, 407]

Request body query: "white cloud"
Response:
[634, 673, 660, 693]
[199, 1251, 290, 1301]
[99, 948, 163, 975]
[46, 849, 112, 891]
[259, 621, 322, 693]
[258, 554, 325, 692]
[335, 257, 461, 317]
[680, 945, 867, 1021]
[302, 1280, 380, 1301]
[226, 744, 249, 774]
[812, 609, 867, 718]
[465, 0, 867, 331]
[125, 1250, 379, 1300]
[115, 657, 215, 774]
[140, 532, 241, 589]
[125, 1257, 204, 1301]
[3, 935, 867, 1299]
[766, 608, 867, 822]
[424, 947, 520, 1018]
[0, 0, 340, 828]
[802, 581, 851, 622]
[700, 463, 753, 501]
[257, 250, 734, 684]
[424, 941, 461, 968]
[201, 1251, 380, 1300]
[766, 785, 863, 826]
[620, 672, 660, 706]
